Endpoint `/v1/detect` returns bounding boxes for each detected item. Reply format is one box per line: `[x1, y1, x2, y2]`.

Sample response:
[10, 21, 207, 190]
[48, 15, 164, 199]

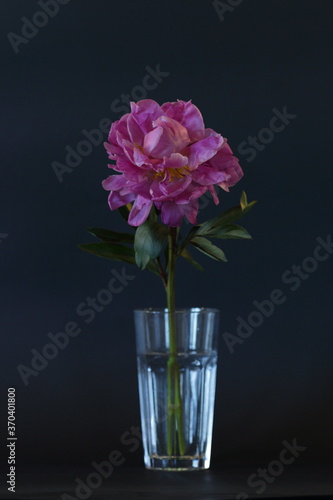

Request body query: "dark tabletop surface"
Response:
[0, 464, 332, 500]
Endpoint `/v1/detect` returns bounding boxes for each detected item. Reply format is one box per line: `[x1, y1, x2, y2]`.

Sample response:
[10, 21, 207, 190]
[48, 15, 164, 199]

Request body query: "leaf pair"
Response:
[78, 227, 135, 262]
[78, 225, 165, 276]
[180, 192, 256, 266]
[196, 191, 256, 236]
[78, 227, 153, 273]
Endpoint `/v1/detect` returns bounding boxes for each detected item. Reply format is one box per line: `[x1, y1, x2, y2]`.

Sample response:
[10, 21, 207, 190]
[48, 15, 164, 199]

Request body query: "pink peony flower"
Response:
[102, 99, 243, 227]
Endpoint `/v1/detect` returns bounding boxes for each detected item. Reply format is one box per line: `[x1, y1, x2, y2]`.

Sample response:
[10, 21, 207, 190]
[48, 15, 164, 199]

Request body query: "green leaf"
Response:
[86, 227, 134, 244]
[205, 224, 252, 240]
[134, 220, 168, 270]
[196, 194, 257, 236]
[190, 237, 227, 262]
[178, 225, 200, 254]
[78, 241, 159, 275]
[78, 242, 136, 265]
[180, 248, 204, 271]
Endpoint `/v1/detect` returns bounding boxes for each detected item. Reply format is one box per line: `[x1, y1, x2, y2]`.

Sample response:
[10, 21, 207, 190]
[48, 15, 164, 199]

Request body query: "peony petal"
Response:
[186, 135, 224, 169]
[218, 161, 244, 191]
[113, 114, 131, 147]
[159, 198, 199, 226]
[207, 142, 244, 191]
[104, 141, 120, 160]
[174, 184, 207, 203]
[204, 128, 222, 139]
[208, 186, 220, 205]
[102, 174, 129, 191]
[159, 175, 192, 198]
[114, 156, 141, 175]
[162, 100, 205, 142]
[107, 190, 135, 210]
[128, 197, 153, 226]
[182, 199, 199, 225]
[130, 99, 164, 135]
[133, 146, 149, 167]
[153, 116, 190, 154]
[147, 179, 164, 199]
[143, 116, 190, 158]
[208, 141, 239, 169]
[163, 153, 189, 169]
[121, 139, 142, 165]
[131, 179, 153, 197]
[191, 166, 228, 186]
[107, 114, 129, 143]
[143, 126, 164, 156]
[127, 114, 144, 146]
[160, 202, 183, 226]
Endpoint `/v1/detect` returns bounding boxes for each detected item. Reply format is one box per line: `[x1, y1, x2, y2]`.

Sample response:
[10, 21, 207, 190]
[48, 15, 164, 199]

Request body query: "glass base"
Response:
[145, 455, 210, 471]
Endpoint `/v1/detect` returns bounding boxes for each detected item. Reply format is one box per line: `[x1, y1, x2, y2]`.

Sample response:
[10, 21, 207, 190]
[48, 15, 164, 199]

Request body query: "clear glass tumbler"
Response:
[134, 307, 219, 471]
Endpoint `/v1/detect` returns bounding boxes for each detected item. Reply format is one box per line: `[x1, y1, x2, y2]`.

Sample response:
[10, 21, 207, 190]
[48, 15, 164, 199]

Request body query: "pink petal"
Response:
[114, 156, 141, 175]
[160, 202, 183, 226]
[127, 114, 144, 146]
[143, 126, 164, 155]
[204, 128, 222, 139]
[174, 184, 207, 203]
[186, 135, 224, 169]
[104, 141, 119, 160]
[207, 142, 244, 191]
[147, 179, 164, 199]
[218, 161, 244, 191]
[133, 147, 149, 167]
[131, 179, 152, 197]
[130, 99, 164, 135]
[121, 139, 138, 164]
[208, 186, 220, 205]
[144, 116, 190, 158]
[102, 174, 128, 191]
[159, 199, 199, 226]
[107, 114, 129, 143]
[163, 153, 188, 169]
[162, 100, 205, 142]
[191, 166, 228, 186]
[107, 190, 135, 210]
[182, 199, 199, 225]
[128, 197, 153, 226]
[114, 114, 131, 147]
[159, 175, 192, 198]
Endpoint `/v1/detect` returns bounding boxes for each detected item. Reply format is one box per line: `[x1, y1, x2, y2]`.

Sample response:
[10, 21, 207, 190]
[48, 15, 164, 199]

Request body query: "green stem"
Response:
[166, 228, 185, 456]
[156, 256, 167, 289]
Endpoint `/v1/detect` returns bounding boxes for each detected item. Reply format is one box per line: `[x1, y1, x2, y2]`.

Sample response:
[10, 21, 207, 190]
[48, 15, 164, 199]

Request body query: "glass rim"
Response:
[134, 307, 220, 315]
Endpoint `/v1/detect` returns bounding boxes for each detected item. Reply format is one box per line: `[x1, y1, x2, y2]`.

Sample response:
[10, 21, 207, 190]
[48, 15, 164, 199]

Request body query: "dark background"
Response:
[1, 0, 333, 482]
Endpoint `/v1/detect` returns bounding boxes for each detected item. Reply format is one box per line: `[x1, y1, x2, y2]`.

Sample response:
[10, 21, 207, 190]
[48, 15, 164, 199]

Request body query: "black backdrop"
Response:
[1, 0, 333, 475]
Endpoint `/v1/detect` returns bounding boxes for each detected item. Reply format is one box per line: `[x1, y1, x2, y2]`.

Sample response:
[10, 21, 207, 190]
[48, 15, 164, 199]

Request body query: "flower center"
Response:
[133, 143, 191, 183]
[154, 165, 190, 182]
[168, 165, 191, 180]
